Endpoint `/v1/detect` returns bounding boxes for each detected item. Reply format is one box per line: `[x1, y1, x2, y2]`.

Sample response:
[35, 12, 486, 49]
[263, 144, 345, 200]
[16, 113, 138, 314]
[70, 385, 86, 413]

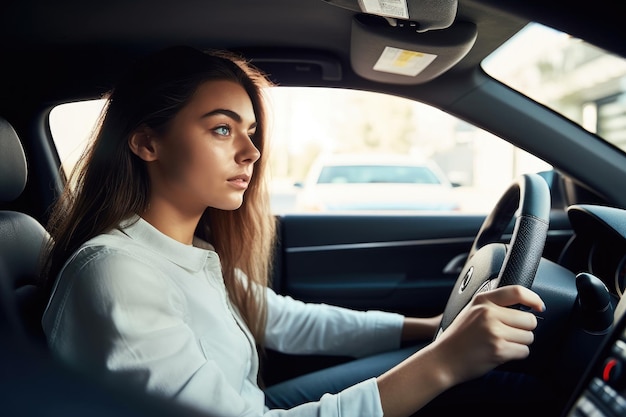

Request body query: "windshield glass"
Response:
[482, 23, 626, 153]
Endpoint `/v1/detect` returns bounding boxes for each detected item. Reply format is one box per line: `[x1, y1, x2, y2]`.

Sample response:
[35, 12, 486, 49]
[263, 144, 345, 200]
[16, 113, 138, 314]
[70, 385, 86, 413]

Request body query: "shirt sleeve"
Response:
[266, 378, 384, 417]
[264, 286, 405, 358]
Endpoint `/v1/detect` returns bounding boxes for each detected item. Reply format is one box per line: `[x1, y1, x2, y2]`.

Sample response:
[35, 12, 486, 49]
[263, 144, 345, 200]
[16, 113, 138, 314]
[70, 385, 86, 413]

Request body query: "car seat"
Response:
[0, 116, 50, 345]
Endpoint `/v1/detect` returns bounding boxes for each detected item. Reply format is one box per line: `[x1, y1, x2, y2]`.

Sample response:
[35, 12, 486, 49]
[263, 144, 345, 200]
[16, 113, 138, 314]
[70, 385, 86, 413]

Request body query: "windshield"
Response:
[482, 23, 626, 153]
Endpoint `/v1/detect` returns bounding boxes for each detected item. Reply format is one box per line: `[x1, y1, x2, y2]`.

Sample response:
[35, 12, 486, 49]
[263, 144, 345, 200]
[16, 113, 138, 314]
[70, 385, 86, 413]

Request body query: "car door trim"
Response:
[285, 229, 572, 253]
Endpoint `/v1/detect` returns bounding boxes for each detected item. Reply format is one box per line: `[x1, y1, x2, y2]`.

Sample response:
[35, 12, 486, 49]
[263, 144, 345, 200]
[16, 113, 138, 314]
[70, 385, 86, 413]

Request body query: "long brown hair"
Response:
[42, 46, 276, 342]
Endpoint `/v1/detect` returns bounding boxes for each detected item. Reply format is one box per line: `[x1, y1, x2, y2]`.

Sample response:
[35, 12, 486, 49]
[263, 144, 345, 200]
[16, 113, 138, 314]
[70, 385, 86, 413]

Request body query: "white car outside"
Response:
[295, 154, 461, 212]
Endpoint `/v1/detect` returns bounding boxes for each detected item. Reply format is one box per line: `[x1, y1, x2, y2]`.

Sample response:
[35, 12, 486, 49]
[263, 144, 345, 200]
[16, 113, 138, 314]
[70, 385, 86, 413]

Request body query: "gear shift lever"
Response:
[575, 272, 614, 334]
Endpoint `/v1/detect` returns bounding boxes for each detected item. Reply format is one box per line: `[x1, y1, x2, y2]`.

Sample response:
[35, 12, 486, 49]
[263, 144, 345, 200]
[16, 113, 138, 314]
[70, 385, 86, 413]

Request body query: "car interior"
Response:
[2, 0, 626, 416]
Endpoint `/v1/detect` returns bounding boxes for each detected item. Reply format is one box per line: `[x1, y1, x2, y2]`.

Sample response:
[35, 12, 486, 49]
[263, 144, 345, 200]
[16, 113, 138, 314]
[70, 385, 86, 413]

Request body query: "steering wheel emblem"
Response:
[459, 266, 474, 293]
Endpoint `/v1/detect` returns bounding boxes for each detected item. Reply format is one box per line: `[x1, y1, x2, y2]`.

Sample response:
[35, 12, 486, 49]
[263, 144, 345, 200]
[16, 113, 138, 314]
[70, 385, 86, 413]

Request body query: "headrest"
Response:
[0, 118, 27, 203]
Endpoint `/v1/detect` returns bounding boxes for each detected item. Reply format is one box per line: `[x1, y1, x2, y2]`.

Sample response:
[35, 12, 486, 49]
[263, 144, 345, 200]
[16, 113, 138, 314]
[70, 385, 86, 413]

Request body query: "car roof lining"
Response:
[2, 0, 624, 107]
[2, 0, 626, 216]
[0, 0, 525, 107]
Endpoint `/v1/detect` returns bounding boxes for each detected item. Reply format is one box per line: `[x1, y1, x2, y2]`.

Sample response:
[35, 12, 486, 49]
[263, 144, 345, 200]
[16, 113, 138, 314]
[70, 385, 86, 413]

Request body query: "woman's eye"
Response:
[214, 126, 231, 136]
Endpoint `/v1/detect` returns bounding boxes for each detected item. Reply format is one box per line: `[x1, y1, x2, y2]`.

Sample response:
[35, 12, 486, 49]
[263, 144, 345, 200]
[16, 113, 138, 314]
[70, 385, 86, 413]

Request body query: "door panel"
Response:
[277, 214, 481, 317]
[265, 211, 572, 384]
[273, 212, 573, 318]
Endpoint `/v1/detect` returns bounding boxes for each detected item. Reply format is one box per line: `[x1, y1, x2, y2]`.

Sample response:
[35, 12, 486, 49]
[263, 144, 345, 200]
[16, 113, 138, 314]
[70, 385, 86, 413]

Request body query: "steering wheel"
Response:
[435, 173, 551, 338]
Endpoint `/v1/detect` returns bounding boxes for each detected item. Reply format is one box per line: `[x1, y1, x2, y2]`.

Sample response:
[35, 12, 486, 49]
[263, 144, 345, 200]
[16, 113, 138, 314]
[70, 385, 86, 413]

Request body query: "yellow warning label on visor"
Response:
[373, 47, 437, 76]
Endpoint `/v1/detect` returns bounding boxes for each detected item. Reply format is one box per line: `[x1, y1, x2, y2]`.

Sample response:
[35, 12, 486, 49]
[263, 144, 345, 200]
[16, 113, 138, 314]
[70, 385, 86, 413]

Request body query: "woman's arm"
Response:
[401, 314, 442, 342]
[264, 287, 406, 358]
[378, 285, 545, 417]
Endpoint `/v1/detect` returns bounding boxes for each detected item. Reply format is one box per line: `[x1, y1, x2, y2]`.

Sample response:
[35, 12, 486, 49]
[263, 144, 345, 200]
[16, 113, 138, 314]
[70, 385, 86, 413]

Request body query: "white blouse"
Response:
[42, 216, 405, 417]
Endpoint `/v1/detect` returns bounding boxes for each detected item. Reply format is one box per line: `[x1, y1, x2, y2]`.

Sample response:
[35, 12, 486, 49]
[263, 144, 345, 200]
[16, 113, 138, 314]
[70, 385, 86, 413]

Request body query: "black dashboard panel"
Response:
[560, 204, 626, 416]
[564, 298, 626, 416]
[560, 205, 626, 297]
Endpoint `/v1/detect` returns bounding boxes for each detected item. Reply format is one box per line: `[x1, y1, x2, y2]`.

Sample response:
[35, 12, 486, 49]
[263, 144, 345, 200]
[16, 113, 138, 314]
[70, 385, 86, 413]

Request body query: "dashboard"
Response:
[564, 295, 626, 416]
[559, 204, 626, 416]
[559, 205, 626, 298]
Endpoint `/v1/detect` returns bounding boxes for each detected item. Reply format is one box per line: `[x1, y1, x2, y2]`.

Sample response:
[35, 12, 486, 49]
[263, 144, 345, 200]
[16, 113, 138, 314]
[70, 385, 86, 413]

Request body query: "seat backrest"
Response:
[0, 117, 50, 345]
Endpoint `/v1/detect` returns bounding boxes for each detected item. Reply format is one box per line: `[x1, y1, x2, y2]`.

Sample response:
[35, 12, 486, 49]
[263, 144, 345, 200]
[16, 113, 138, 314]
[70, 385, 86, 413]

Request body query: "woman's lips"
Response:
[227, 174, 250, 190]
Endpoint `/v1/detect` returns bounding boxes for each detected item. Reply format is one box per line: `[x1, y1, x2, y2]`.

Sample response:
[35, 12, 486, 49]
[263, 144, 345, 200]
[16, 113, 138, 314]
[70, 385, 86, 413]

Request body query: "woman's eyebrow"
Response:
[202, 108, 240, 120]
[201, 109, 257, 128]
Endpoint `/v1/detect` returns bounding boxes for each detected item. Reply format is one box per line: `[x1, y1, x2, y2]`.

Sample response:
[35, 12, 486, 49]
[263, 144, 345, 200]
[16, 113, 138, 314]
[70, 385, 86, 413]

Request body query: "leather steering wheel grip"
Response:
[435, 173, 551, 336]
[497, 174, 551, 288]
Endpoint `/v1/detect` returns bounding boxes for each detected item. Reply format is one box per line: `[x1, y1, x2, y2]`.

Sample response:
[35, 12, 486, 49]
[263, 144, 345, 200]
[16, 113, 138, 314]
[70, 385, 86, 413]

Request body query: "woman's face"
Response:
[148, 80, 261, 215]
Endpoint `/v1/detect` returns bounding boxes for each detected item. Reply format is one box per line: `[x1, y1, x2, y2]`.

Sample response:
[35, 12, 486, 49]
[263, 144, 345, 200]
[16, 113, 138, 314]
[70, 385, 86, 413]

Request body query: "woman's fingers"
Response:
[475, 284, 545, 313]
[500, 306, 539, 331]
[491, 320, 535, 359]
[477, 285, 543, 348]
[506, 325, 535, 346]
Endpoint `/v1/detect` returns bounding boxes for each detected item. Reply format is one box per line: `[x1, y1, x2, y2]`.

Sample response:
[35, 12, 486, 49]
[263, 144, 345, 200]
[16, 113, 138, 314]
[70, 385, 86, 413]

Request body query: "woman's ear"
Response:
[129, 127, 158, 162]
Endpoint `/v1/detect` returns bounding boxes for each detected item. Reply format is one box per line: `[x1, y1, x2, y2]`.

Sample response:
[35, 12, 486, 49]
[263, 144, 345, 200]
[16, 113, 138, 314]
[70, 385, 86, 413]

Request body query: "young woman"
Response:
[41, 46, 545, 417]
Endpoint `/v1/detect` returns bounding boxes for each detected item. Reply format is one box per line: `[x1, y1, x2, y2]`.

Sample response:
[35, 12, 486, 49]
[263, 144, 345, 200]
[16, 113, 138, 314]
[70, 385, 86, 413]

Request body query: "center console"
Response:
[564, 300, 626, 416]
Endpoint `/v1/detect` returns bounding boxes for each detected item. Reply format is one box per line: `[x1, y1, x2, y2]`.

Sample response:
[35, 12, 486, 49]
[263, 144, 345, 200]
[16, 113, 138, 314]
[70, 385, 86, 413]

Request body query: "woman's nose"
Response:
[237, 133, 261, 164]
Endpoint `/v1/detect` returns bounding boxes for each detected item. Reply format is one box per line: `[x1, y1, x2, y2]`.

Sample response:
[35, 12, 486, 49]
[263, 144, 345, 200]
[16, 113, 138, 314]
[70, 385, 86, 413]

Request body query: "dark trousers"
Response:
[264, 344, 562, 416]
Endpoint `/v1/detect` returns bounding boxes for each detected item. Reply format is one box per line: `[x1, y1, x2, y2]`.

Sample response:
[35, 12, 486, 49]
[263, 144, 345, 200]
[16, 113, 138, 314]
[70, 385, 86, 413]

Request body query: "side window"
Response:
[49, 99, 107, 178]
[266, 87, 551, 214]
[48, 87, 551, 214]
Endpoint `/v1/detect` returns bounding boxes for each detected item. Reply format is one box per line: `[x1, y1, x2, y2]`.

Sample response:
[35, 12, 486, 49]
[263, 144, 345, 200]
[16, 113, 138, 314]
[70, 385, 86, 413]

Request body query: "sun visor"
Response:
[350, 14, 477, 85]
[322, 0, 458, 32]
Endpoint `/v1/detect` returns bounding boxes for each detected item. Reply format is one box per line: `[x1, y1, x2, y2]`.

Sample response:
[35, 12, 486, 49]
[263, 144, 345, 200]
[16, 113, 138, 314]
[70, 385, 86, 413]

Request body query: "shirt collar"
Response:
[117, 216, 219, 272]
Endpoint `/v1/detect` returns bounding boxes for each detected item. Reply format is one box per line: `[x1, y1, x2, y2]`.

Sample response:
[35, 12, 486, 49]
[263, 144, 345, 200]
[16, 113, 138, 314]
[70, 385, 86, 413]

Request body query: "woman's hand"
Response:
[377, 285, 544, 417]
[432, 285, 545, 386]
